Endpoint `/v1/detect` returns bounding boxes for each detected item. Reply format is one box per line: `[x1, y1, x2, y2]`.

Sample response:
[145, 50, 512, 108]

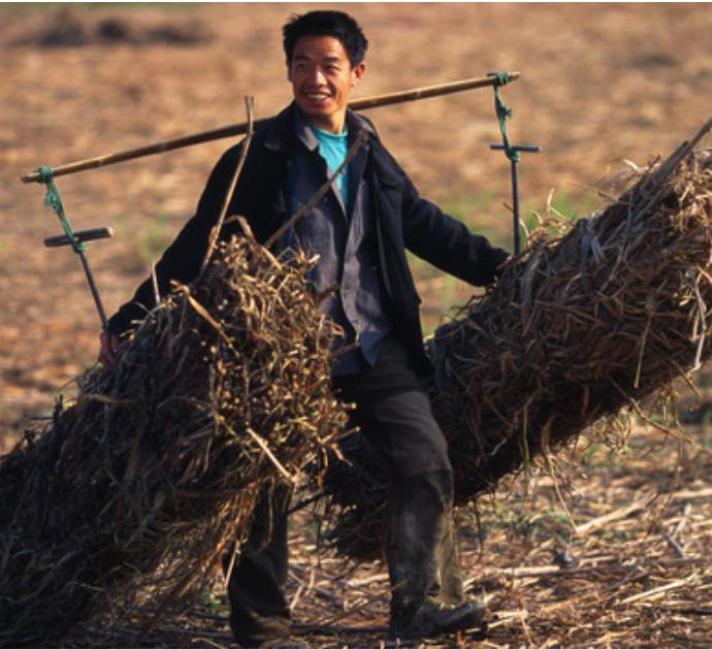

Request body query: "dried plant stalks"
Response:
[0, 235, 347, 647]
[324, 130, 712, 559]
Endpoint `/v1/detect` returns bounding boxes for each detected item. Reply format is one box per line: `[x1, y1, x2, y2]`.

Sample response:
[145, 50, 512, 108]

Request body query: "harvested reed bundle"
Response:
[0, 234, 347, 646]
[324, 132, 712, 559]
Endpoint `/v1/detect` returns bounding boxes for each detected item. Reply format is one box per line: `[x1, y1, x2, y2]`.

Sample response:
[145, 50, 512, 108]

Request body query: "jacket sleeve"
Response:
[107, 142, 245, 337]
[397, 167, 509, 287]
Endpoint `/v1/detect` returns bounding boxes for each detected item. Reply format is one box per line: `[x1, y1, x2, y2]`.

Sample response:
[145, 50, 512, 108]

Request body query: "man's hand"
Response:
[98, 330, 120, 367]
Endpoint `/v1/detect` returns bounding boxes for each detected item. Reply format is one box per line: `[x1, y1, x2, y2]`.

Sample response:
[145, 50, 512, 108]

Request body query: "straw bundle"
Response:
[0, 233, 347, 646]
[324, 131, 712, 559]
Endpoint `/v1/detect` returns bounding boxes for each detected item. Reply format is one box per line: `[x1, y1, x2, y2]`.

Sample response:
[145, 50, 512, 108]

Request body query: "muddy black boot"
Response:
[386, 470, 485, 641]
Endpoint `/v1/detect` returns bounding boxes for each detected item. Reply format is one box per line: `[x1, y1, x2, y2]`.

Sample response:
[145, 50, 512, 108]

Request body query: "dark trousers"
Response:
[224, 485, 292, 646]
[226, 337, 456, 646]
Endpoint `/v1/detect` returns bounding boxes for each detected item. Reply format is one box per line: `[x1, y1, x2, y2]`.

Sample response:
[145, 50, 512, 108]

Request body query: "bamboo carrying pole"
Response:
[21, 72, 519, 183]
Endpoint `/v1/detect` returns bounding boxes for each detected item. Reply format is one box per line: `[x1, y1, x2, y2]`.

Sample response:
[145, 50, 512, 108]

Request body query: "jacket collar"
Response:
[263, 102, 375, 153]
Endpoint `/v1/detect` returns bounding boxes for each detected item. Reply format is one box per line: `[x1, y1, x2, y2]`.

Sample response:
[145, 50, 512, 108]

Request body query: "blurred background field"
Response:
[0, 4, 711, 647]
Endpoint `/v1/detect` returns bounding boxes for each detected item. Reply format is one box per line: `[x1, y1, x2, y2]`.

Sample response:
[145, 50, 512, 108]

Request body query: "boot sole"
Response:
[388, 603, 486, 642]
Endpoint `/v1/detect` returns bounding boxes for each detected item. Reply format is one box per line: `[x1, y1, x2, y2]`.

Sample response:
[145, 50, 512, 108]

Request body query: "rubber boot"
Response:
[436, 502, 466, 606]
[386, 469, 484, 640]
[224, 484, 292, 648]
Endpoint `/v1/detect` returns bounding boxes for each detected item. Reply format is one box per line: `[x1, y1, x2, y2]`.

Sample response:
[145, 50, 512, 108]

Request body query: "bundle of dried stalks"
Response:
[324, 128, 712, 559]
[0, 234, 347, 646]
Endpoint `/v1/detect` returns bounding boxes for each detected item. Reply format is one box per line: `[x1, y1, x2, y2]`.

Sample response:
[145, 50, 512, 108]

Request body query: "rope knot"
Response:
[37, 165, 87, 254]
[489, 71, 519, 163]
[37, 166, 54, 183]
[487, 71, 511, 87]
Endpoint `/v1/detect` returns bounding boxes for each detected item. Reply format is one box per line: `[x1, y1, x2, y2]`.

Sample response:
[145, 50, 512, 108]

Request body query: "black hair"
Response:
[282, 10, 368, 68]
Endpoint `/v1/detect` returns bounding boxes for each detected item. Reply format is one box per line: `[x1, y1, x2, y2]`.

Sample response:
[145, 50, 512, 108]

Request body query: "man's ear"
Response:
[351, 61, 366, 87]
[286, 59, 293, 82]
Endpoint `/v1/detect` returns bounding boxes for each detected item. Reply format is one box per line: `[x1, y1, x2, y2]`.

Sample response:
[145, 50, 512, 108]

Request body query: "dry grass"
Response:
[59, 425, 712, 649]
[0, 235, 347, 647]
[324, 124, 712, 564]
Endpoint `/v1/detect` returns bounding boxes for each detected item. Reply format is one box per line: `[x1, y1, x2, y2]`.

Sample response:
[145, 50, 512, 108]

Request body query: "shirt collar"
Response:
[294, 106, 375, 151]
[294, 108, 320, 152]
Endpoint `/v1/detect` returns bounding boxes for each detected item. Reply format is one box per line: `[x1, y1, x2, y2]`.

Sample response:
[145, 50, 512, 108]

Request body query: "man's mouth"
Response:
[305, 92, 331, 103]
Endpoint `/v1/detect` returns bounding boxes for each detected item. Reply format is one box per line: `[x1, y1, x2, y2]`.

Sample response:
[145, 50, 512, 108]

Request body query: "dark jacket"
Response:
[108, 103, 509, 374]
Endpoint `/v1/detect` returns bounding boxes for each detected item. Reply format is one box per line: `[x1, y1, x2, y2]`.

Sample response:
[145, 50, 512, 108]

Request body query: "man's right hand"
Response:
[98, 330, 120, 367]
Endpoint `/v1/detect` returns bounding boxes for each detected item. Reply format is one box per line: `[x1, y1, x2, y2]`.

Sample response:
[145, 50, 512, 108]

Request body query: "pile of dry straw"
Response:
[0, 231, 347, 646]
[324, 123, 712, 559]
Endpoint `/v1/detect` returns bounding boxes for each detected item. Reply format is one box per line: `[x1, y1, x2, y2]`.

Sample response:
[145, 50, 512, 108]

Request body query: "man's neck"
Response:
[304, 110, 347, 134]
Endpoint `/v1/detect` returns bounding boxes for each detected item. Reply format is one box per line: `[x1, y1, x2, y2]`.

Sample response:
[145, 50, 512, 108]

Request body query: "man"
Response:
[99, 10, 509, 646]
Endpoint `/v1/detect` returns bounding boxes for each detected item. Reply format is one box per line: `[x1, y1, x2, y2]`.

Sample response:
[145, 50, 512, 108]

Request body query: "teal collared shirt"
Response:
[310, 124, 349, 212]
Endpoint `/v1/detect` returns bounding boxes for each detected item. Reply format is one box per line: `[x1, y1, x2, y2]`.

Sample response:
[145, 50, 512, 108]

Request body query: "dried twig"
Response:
[575, 499, 653, 535]
[199, 96, 255, 277]
[618, 573, 698, 605]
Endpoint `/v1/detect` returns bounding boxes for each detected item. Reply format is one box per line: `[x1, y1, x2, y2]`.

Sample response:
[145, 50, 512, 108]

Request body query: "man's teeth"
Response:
[307, 93, 329, 100]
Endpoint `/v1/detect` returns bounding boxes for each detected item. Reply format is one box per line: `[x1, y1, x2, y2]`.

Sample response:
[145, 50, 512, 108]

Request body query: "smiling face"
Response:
[287, 35, 366, 133]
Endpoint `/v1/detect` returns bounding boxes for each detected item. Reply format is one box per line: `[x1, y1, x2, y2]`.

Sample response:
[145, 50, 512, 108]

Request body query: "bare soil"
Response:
[1, 4, 711, 648]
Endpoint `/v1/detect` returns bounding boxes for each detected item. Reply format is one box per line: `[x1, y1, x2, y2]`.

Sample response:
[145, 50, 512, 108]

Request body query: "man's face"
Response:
[287, 35, 365, 133]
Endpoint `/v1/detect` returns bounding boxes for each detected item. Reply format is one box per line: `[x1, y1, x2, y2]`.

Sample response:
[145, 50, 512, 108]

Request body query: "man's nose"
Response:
[306, 66, 327, 85]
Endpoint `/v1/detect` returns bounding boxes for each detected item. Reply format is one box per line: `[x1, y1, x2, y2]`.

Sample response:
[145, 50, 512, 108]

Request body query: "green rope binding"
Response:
[488, 72, 520, 163]
[38, 166, 86, 254]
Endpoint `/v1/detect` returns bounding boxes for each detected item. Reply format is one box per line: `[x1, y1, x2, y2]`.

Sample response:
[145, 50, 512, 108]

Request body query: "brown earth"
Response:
[1, 4, 711, 648]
